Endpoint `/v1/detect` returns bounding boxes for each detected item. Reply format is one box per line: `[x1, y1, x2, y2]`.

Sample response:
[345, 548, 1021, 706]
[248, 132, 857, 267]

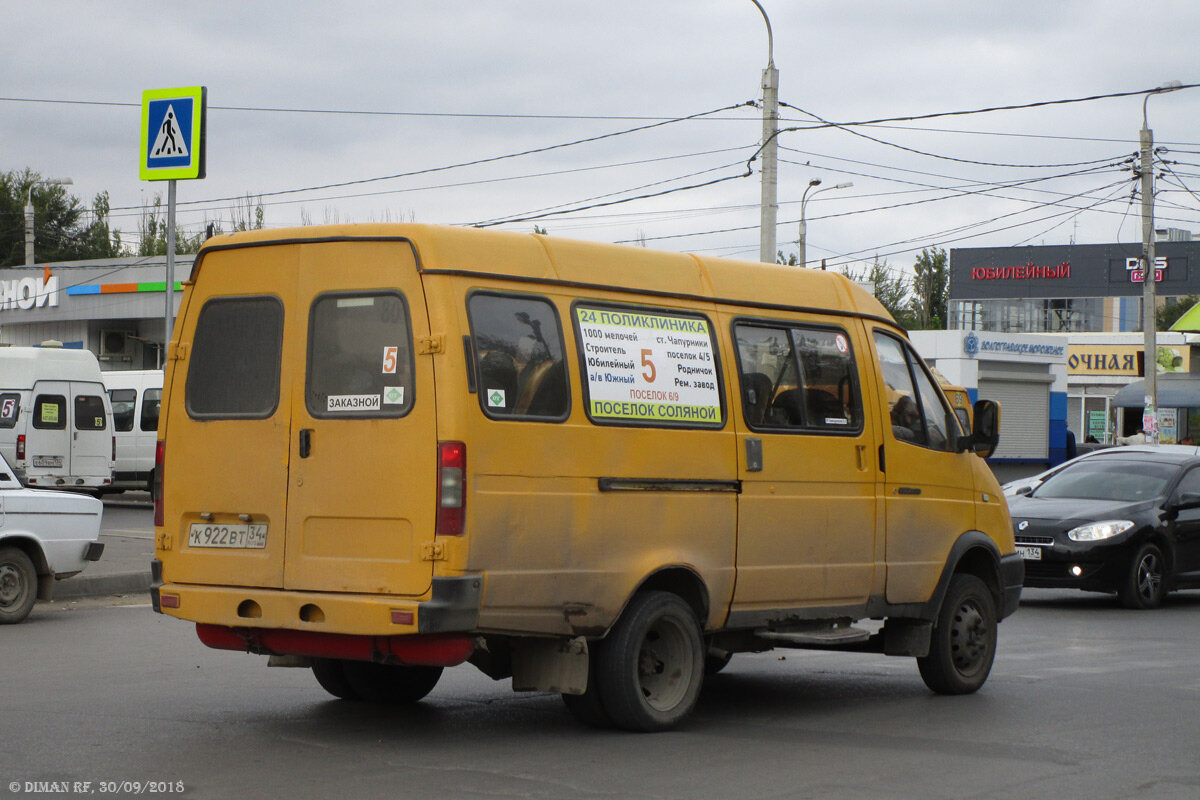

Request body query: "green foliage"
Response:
[776, 250, 798, 266]
[137, 193, 266, 256]
[838, 257, 916, 329]
[0, 169, 121, 266]
[910, 246, 948, 329]
[1158, 295, 1200, 331]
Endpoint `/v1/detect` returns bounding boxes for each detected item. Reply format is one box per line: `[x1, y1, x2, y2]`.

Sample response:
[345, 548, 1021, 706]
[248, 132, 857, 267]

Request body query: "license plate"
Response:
[32, 455, 63, 468]
[1016, 545, 1043, 561]
[188, 522, 268, 549]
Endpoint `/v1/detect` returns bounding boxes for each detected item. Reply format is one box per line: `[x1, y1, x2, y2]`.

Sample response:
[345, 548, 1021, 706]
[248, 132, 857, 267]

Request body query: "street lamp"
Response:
[751, 0, 778, 264]
[798, 179, 852, 268]
[1140, 80, 1183, 444]
[24, 177, 73, 267]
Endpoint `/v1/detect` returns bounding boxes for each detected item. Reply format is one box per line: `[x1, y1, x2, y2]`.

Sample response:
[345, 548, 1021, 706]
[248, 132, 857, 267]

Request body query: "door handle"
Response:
[299, 428, 313, 458]
[897, 486, 921, 495]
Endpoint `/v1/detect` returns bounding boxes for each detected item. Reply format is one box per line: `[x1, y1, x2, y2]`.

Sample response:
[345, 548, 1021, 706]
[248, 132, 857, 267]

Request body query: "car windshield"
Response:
[1032, 459, 1177, 502]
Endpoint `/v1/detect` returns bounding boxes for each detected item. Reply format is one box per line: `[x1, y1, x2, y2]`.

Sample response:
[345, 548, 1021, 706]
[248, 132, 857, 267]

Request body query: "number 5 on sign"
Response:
[382, 346, 398, 374]
[641, 349, 656, 382]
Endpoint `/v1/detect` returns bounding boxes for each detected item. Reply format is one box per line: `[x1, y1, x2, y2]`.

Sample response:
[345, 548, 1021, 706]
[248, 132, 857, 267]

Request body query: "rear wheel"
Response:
[311, 658, 360, 700]
[1118, 542, 1166, 609]
[339, 660, 443, 704]
[917, 574, 997, 695]
[0, 547, 37, 625]
[596, 591, 704, 732]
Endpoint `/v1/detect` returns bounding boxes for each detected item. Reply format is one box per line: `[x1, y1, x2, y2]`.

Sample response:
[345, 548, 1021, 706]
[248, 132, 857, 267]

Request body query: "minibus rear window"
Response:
[74, 395, 107, 430]
[109, 389, 136, 432]
[33, 395, 66, 430]
[306, 291, 414, 418]
[186, 296, 284, 419]
[0, 393, 19, 429]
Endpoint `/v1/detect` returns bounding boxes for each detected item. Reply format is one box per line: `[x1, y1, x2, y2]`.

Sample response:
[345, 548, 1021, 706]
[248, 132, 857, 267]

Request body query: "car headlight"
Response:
[1066, 520, 1135, 542]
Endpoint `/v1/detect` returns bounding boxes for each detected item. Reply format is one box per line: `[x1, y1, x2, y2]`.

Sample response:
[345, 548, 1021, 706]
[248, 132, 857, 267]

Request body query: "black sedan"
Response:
[1008, 448, 1200, 608]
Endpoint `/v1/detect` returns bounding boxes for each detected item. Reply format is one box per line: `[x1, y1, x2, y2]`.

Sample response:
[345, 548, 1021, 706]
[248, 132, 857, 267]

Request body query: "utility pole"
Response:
[751, 1, 777, 264]
[1140, 81, 1183, 444]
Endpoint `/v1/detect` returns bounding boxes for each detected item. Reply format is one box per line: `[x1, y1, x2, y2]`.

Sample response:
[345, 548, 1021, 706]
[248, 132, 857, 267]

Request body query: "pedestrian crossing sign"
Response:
[140, 86, 206, 180]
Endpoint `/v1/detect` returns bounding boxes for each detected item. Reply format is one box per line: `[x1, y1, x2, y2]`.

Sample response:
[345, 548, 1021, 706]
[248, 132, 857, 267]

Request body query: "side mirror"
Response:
[957, 399, 1000, 458]
[1170, 491, 1200, 512]
[1015, 484, 1033, 497]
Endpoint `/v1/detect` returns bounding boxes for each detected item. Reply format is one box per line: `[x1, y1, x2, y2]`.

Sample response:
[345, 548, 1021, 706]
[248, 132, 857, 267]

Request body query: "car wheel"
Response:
[596, 591, 704, 732]
[311, 658, 361, 700]
[1118, 542, 1166, 610]
[339, 660, 443, 704]
[0, 546, 38, 625]
[917, 574, 997, 695]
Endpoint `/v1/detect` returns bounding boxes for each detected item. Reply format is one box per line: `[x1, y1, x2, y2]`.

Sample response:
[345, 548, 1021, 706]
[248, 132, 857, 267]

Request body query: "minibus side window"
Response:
[307, 291, 414, 419]
[0, 393, 19, 429]
[873, 332, 953, 452]
[74, 395, 107, 431]
[734, 323, 862, 433]
[468, 293, 569, 421]
[140, 389, 161, 431]
[109, 389, 136, 432]
[33, 395, 66, 430]
[186, 296, 284, 419]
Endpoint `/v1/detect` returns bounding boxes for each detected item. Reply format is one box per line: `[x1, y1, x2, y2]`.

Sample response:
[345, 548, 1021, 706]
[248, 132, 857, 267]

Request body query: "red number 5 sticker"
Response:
[382, 346, 398, 374]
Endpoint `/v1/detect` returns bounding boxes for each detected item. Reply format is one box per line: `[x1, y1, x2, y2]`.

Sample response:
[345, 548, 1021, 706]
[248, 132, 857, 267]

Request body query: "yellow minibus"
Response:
[152, 224, 1019, 731]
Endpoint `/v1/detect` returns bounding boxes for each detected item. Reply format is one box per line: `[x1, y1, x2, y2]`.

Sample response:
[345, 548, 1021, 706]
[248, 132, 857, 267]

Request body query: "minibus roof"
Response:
[198, 224, 897, 326]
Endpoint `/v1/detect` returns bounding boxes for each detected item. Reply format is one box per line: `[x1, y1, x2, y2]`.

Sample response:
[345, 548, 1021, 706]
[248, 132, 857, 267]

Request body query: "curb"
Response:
[53, 571, 153, 600]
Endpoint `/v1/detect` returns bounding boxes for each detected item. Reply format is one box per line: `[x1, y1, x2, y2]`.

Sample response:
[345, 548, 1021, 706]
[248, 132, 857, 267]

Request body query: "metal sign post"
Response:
[140, 86, 206, 362]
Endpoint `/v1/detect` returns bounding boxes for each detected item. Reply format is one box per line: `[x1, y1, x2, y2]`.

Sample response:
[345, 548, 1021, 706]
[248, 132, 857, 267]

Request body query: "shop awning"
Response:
[1112, 374, 1200, 407]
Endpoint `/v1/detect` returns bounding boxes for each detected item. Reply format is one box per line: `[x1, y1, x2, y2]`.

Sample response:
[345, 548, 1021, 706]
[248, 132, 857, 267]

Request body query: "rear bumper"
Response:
[150, 562, 483, 636]
[999, 553, 1024, 619]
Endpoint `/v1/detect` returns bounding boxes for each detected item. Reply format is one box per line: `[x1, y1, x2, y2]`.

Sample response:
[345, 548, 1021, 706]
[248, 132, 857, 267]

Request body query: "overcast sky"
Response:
[4, 1, 1199, 278]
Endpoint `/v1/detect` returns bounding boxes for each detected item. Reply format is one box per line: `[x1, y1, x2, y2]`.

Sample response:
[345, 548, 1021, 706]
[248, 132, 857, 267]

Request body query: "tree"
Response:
[1158, 295, 1200, 331]
[0, 169, 122, 266]
[910, 246, 948, 329]
[838, 257, 916, 329]
[137, 193, 266, 256]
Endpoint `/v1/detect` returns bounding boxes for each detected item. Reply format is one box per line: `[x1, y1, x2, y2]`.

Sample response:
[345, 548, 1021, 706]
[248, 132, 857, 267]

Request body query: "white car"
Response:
[1000, 444, 1200, 497]
[0, 451, 104, 623]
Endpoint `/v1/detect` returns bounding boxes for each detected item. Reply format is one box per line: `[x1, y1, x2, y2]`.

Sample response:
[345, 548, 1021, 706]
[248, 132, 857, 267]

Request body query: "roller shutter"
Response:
[978, 377, 1049, 459]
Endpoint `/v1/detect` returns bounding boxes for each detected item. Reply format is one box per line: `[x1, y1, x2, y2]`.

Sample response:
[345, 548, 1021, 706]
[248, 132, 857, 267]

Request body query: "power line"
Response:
[780, 101, 1136, 169]
[103, 102, 755, 211]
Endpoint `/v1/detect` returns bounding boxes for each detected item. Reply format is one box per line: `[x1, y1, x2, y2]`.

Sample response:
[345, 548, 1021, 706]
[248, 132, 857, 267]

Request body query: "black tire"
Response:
[311, 658, 361, 700]
[0, 546, 38, 625]
[339, 660, 443, 704]
[1118, 542, 1167, 609]
[561, 645, 613, 728]
[596, 591, 705, 732]
[704, 651, 733, 675]
[917, 574, 997, 695]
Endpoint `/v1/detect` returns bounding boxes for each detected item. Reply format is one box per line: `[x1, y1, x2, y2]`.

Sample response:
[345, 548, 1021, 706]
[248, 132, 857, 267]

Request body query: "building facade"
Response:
[948, 239, 1200, 333]
[0, 257, 194, 370]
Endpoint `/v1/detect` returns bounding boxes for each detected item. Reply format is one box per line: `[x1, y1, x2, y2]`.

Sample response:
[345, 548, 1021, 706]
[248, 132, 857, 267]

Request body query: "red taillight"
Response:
[16, 434, 25, 461]
[436, 441, 466, 536]
[112, 436, 116, 462]
[153, 439, 165, 527]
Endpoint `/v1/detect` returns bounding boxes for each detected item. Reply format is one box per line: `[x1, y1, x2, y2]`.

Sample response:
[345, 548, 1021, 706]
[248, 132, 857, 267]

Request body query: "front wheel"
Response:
[0, 547, 38, 625]
[596, 591, 704, 732]
[917, 574, 997, 695]
[1118, 542, 1166, 609]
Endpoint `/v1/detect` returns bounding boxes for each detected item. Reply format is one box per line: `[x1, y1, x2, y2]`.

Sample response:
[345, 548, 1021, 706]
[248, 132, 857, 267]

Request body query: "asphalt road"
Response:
[3, 588, 1199, 800]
